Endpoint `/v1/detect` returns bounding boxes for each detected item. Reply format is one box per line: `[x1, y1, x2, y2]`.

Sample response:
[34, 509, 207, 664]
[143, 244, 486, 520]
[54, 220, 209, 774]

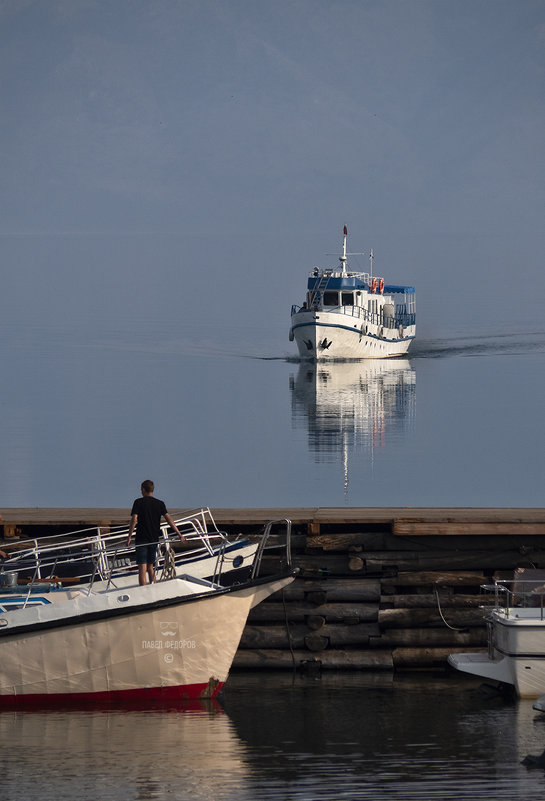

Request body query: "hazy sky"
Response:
[2, 2, 543, 220]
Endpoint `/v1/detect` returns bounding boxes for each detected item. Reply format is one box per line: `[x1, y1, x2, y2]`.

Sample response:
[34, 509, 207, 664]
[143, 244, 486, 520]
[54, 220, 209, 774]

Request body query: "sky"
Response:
[1, 0, 544, 344]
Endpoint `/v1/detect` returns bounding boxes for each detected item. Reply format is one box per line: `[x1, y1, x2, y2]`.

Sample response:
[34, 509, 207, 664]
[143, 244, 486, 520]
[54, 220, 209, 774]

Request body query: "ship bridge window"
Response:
[341, 292, 354, 306]
[323, 291, 339, 307]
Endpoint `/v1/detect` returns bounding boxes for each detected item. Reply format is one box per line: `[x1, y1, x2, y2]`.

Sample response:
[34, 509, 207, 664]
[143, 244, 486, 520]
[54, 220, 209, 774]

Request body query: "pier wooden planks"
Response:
[2, 506, 545, 533]
[393, 521, 545, 536]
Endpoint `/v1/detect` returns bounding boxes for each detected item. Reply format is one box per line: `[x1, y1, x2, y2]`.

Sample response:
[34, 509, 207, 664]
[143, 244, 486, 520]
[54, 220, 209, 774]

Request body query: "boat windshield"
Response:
[323, 291, 339, 306]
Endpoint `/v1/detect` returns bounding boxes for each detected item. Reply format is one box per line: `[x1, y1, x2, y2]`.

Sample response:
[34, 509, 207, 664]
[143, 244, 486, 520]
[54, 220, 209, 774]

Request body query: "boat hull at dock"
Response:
[449, 651, 545, 699]
[449, 605, 545, 698]
[0, 573, 296, 706]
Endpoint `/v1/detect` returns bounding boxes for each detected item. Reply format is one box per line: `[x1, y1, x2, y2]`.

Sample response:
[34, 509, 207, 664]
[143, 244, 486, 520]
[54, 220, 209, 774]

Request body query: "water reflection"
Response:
[2, 675, 545, 800]
[223, 672, 545, 801]
[290, 360, 416, 494]
[0, 699, 246, 801]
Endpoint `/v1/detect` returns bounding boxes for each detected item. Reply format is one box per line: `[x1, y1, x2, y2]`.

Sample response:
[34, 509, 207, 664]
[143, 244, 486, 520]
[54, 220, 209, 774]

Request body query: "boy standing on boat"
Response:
[127, 480, 185, 585]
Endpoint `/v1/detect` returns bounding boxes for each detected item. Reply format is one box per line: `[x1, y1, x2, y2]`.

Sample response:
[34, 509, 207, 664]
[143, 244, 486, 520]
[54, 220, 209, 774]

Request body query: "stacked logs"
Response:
[233, 524, 545, 672]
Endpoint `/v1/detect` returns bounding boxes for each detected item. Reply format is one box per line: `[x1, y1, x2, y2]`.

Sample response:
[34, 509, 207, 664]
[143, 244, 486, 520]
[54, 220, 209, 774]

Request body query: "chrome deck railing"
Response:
[291, 303, 415, 329]
[481, 579, 545, 620]
[250, 518, 292, 579]
[0, 508, 231, 594]
[0, 511, 293, 603]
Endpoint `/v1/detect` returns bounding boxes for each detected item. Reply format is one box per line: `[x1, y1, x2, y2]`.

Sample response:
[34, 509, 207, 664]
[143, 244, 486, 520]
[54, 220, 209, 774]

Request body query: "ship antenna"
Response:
[340, 225, 348, 275]
[369, 249, 374, 279]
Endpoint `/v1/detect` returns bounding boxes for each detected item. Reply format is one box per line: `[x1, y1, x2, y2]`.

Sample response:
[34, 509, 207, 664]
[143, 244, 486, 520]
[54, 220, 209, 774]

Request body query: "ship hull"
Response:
[291, 310, 414, 360]
[0, 574, 295, 705]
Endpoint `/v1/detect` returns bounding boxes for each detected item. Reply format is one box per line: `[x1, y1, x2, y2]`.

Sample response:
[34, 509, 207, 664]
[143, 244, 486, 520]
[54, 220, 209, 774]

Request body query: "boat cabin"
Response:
[305, 271, 416, 329]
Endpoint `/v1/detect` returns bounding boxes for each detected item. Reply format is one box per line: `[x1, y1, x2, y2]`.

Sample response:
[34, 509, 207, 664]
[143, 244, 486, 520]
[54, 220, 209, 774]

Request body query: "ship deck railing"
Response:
[0, 508, 231, 596]
[480, 579, 545, 620]
[307, 268, 377, 282]
[0, 511, 293, 605]
[291, 303, 415, 329]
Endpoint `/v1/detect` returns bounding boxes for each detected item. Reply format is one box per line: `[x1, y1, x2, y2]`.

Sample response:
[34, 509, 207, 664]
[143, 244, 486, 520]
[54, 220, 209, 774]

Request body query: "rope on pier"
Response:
[434, 587, 468, 632]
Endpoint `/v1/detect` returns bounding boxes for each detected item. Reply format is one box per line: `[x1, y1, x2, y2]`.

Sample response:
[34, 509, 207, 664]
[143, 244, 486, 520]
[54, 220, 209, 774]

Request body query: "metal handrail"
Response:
[2, 507, 223, 553]
[0, 513, 293, 596]
[0, 508, 232, 590]
[482, 580, 545, 621]
[250, 519, 292, 580]
[291, 301, 415, 329]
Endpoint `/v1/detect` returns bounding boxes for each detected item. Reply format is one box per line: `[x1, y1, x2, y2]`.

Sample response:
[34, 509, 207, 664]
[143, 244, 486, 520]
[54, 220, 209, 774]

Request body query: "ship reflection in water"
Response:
[290, 360, 416, 496]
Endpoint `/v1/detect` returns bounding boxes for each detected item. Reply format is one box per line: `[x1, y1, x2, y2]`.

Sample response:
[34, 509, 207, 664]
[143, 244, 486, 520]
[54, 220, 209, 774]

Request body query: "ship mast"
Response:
[340, 225, 348, 275]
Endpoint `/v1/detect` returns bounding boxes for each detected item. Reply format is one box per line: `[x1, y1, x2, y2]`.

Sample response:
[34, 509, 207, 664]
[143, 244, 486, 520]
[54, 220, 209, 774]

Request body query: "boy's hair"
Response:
[141, 479, 154, 494]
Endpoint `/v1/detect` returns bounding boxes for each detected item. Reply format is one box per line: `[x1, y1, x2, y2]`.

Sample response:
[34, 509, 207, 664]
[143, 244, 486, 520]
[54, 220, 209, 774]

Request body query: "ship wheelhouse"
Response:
[304, 272, 415, 332]
[306, 274, 370, 310]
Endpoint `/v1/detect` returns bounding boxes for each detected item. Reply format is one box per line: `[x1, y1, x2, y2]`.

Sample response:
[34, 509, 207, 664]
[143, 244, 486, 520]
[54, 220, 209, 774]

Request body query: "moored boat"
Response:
[448, 571, 545, 698]
[0, 518, 296, 705]
[290, 226, 416, 360]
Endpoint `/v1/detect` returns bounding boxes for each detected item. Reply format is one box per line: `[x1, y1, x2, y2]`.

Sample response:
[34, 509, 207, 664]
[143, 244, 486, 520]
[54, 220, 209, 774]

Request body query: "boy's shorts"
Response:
[135, 543, 157, 565]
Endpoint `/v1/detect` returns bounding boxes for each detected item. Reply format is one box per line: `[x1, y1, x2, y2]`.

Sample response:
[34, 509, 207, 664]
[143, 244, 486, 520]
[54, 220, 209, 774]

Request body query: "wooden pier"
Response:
[3, 507, 545, 675]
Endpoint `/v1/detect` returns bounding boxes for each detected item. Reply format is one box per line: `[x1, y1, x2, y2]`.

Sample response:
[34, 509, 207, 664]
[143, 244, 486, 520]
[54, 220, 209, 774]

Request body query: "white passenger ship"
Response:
[290, 226, 416, 360]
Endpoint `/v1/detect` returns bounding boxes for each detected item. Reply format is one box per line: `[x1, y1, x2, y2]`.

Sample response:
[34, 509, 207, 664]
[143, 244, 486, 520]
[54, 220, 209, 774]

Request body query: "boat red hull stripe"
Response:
[0, 681, 223, 707]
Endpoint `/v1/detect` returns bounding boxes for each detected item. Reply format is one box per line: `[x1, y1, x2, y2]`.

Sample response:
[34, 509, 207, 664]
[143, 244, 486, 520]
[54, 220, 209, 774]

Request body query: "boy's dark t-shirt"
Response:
[131, 496, 167, 543]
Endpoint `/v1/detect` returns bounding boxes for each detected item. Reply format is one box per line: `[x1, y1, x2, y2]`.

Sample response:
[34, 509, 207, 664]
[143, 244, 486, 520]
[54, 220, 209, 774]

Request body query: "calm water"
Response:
[1, 316, 544, 508]
[1, 230, 545, 509]
[2, 672, 545, 800]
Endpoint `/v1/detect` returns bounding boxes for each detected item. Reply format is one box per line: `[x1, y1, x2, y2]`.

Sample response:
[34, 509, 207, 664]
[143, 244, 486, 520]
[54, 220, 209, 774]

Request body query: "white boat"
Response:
[448, 572, 545, 698]
[290, 226, 416, 360]
[0, 519, 296, 706]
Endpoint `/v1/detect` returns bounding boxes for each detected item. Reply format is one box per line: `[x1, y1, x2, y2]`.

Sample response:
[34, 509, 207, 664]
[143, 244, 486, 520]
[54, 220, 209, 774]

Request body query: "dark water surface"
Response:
[2, 672, 545, 800]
